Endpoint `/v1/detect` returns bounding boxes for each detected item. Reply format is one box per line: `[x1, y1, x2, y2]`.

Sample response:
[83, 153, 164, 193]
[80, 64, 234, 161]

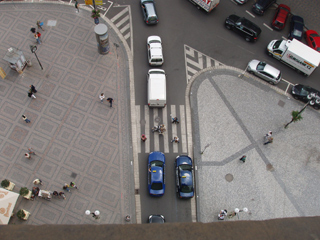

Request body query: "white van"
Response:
[147, 36, 164, 66]
[147, 69, 166, 107]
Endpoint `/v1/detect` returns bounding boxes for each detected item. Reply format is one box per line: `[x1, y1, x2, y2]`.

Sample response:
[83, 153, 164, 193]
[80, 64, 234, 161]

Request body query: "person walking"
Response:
[28, 91, 36, 99]
[30, 85, 37, 93]
[53, 191, 59, 198]
[36, 31, 41, 41]
[63, 183, 71, 192]
[99, 93, 105, 103]
[107, 97, 114, 108]
[22, 115, 31, 123]
[59, 192, 66, 200]
[70, 182, 78, 190]
[25, 153, 31, 159]
[171, 136, 180, 143]
[75, 0, 80, 13]
[33, 179, 43, 185]
[30, 27, 36, 34]
[171, 117, 179, 124]
[264, 137, 274, 145]
[34, 33, 41, 44]
[218, 209, 228, 220]
[28, 148, 36, 155]
[141, 134, 147, 142]
[239, 155, 246, 163]
[36, 20, 44, 31]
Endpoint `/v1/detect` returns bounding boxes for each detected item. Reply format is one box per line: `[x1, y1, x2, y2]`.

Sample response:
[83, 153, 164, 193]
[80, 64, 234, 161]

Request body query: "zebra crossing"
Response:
[184, 44, 224, 83]
[109, 6, 133, 51]
[136, 105, 188, 154]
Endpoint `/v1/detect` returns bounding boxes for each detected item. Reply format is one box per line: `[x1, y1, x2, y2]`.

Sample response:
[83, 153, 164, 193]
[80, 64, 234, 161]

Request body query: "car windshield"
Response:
[181, 185, 192, 193]
[293, 29, 302, 37]
[257, 62, 266, 71]
[151, 58, 162, 63]
[149, 40, 160, 44]
[275, 21, 284, 27]
[255, 4, 262, 10]
[151, 182, 163, 190]
[300, 87, 311, 95]
[273, 40, 282, 49]
[150, 160, 163, 167]
[179, 164, 192, 171]
[310, 34, 320, 38]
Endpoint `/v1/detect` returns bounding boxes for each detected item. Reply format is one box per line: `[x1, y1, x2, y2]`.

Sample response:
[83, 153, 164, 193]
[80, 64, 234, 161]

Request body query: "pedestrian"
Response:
[36, 20, 44, 31]
[171, 117, 179, 124]
[25, 153, 31, 159]
[107, 97, 114, 107]
[239, 155, 246, 163]
[266, 131, 272, 137]
[218, 209, 227, 220]
[99, 93, 105, 103]
[28, 148, 36, 155]
[33, 179, 43, 185]
[59, 192, 66, 200]
[30, 85, 37, 93]
[34, 33, 41, 44]
[22, 115, 31, 123]
[171, 136, 180, 143]
[264, 137, 274, 145]
[63, 183, 70, 192]
[70, 182, 78, 189]
[53, 191, 59, 198]
[75, 0, 79, 13]
[141, 134, 147, 142]
[36, 31, 41, 41]
[28, 91, 36, 99]
[30, 27, 36, 33]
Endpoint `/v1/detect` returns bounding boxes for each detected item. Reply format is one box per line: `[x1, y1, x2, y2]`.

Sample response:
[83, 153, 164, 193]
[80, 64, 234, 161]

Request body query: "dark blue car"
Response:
[148, 151, 165, 196]
[175, 155, 194, 198]
[288, 15, 304, 41]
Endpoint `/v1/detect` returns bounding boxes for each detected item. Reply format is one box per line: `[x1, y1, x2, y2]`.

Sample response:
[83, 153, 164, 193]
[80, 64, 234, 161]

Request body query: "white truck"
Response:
[188, 0, 220, 12]
[147, 69, 166, 107]
[267, 39, 320, 76]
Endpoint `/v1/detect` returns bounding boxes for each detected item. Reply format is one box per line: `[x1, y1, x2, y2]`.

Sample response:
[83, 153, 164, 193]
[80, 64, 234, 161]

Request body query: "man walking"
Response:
[99, 93, 105, 103]
[264, 137, 273, 145]
[75, 0, 80, 13]
[33, 179, 43, 185]
[22, 115, 31, 123]
[70, 182, 78, 190]
[239, 155, 246, 163]
[30, 85, 37, 93]
[171, 136, 180, 143]
[107, 97, 114, 108]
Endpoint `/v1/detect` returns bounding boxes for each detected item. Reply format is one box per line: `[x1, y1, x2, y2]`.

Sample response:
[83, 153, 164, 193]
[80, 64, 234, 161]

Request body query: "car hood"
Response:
[247, 59, 260, 69]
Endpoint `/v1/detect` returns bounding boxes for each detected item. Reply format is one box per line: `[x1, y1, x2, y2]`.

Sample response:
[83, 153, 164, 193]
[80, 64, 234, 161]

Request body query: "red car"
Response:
[305, 30, 320, 52]
[271, 4, 290, 30]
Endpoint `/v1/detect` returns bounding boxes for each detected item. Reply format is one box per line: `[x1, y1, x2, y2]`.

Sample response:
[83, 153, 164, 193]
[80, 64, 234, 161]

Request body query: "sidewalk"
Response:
[189, 66, 320, 222]
[0, 2, 135, 224]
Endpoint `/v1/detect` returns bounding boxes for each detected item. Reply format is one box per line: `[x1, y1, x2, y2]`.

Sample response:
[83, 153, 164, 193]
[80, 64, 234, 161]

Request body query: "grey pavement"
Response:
[0, 2, 135, 224]
[189, 66, 320, 222]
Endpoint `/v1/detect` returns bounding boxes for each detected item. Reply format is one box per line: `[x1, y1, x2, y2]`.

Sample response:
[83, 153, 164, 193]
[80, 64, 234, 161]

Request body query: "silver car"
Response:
[247, 60, 282, 85]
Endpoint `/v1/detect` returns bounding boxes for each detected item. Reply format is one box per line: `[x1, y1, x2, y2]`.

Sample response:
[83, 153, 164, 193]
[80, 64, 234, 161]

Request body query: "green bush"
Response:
[19, 187, 29, 196]
[1, 179, 10, 188]
[17, 210, 26, 219]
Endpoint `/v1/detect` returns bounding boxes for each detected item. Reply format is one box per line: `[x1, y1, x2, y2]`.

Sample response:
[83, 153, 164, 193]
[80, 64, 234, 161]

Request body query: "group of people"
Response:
[30, 20, 44, 44]
[99, 93, 114, 107]
[143, 116, 180, 141]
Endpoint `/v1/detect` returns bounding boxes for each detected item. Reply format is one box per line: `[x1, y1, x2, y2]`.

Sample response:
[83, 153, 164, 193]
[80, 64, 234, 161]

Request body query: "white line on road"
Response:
[246, 10, 255, 18]
[263, 23, 274, 31]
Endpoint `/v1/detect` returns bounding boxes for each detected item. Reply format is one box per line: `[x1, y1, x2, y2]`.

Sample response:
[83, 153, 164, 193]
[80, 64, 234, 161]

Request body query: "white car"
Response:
[247, 59, 282, 85]
[147, 36, 163, 66]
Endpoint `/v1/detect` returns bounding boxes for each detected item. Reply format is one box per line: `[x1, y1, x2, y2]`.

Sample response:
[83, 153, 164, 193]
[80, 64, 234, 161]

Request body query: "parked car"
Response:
[247, 60, 282, 85]
[225, 14, 262, 42]
[148, 214, 165, 223]
[234, 0, 248, 5]
[288, 15, 304, 41]
[175, 155, 194, 199]
[148, 151, 165, 196]
[147, 36, 163, 66]
[271, 4, 290, 30]
[140, 0, 158, 25]
[252, 0, 276, 15]
[291, 84, 320, 110]
[305, 30, 320, 52]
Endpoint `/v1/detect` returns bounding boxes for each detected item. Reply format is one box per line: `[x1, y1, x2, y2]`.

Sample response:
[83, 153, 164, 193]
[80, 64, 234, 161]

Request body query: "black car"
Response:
[140, 0, 158, 25]
[225, 14, 262, 42]
[291, 84, 320, 110]
[148, 214, 165, 223]
[288, 16, 304, 41]
[252, 0, 276, 15]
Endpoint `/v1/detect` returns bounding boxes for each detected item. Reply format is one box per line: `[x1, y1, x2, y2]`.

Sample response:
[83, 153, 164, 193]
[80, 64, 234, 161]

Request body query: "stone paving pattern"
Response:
[0, 3, 134, 224]
[190, 67, 320, 222]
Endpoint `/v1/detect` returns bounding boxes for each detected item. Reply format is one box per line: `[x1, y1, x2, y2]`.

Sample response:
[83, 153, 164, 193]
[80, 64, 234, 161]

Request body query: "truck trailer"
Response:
[267, 39, 320, 76]
[188, 0, 220, 12]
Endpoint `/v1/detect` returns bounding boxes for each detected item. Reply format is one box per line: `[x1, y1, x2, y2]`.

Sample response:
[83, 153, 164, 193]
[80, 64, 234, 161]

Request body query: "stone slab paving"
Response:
[0, 3, 135, 224]
[190, 67, 320, 222]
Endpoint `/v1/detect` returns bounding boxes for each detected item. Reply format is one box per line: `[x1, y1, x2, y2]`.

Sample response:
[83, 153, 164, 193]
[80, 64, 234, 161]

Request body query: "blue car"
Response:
[288, 15, 304, 41]
[148, 151, 165, 196]
[175, 155, 194, 198]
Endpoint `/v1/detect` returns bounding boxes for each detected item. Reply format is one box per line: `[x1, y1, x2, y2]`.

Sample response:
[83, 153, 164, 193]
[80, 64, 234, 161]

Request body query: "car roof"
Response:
[292, 15, 304, 24]
[151, 167, 163, 183]
[263, 64, 281, 76]
[180, 171, 193, 186]
[276, 4, 290, 22]
[256, 0, 274, 8]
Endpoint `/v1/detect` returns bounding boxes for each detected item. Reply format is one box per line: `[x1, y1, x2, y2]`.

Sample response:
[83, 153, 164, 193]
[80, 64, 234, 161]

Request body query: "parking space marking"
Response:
[263, 23, 274, 31]
[246, 10, 255, 18]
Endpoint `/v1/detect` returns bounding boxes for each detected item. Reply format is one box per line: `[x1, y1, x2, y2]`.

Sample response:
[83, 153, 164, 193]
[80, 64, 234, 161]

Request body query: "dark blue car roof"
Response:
[151, 166, 163, 183]
[180, 171, 192, 186]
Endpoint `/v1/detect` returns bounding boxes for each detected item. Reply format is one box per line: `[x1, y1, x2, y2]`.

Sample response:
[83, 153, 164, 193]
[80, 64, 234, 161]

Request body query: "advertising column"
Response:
[94, 23, 109, 55]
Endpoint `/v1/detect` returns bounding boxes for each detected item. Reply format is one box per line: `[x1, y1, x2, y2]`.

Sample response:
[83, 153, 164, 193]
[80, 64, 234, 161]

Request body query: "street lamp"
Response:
[29, 45, 43, 70]
[85, 210, 100, 219]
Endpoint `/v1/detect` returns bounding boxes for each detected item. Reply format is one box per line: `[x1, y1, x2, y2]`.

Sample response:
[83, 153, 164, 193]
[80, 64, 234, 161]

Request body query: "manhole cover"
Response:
[225, 173, 233, 182]
[71, 172, 77, 178]
[266, 164, 275, 172]
[140, 119, 146, 125]
[154, 116, 161, 123]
